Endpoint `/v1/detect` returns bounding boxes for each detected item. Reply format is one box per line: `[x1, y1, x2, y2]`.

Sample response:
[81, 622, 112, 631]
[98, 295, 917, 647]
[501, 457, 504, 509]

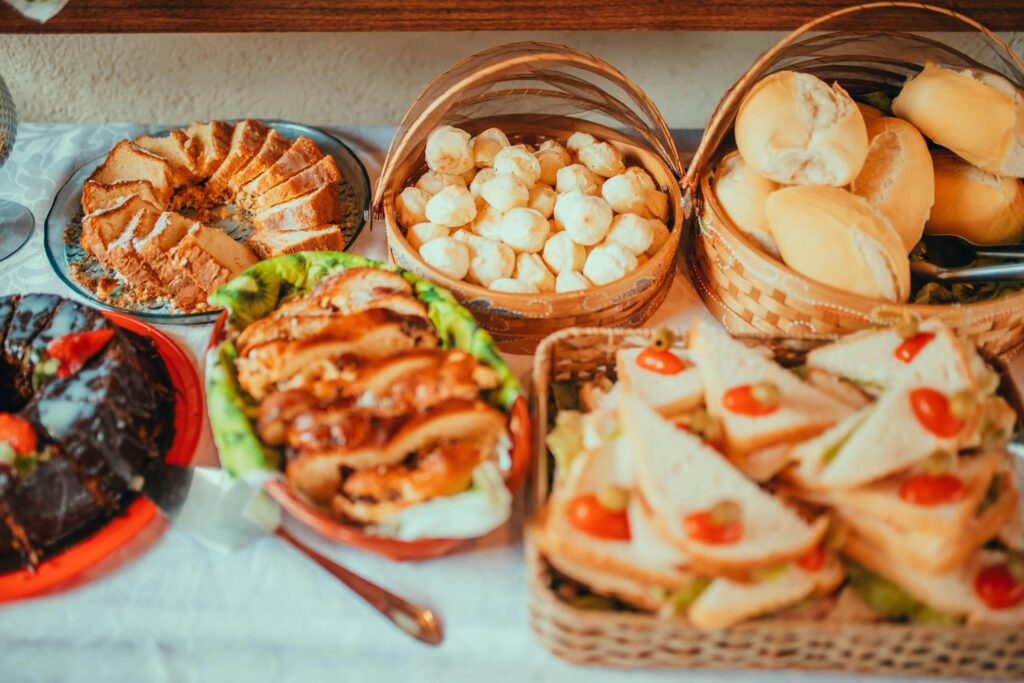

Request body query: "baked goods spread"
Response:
[0, 294, 176, 567]
[78, 119, 348, 313]
[713, 65, 1024, 305]
[396, 125, 671, 294]
[534, 319, 1022, 629]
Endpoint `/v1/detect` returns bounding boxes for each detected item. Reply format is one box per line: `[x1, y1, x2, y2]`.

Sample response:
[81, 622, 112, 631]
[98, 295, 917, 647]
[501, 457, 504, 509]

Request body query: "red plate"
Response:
[210, 310, 533, 562]
[0, 310, 202, 601]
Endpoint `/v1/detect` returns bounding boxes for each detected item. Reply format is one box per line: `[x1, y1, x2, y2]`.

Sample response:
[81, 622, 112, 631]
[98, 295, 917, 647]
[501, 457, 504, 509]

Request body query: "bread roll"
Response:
[735, 70, 868, 186]
[713, 151, 781, 258]
[850, 116, 934, 252]
[892, 63, 1024, 178]
[765, 186, 910, 302]
[926, 151, 1024, 245]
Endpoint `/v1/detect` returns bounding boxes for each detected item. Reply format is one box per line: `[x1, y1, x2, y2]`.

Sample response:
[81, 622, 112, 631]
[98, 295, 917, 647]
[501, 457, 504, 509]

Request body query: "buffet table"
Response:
[0, 123, 978, 683]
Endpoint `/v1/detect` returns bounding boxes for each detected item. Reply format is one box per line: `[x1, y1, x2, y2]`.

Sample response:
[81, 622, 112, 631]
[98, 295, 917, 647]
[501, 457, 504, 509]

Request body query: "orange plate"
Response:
[0, 311, 202, 601]
[210, 310, 533, 562]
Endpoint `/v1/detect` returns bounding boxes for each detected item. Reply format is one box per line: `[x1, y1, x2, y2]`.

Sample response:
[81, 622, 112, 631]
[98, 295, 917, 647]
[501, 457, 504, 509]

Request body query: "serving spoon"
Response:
[920, 234, 1024, 268]
[911, 259, 1024, 284]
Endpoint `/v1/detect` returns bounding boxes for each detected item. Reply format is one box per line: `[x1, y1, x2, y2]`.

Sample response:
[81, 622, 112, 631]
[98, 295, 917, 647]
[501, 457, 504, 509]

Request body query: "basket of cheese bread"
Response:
[528, 320, 1023, 678]
[686, 2, 1024, 357]
[374, 42, 685, 353]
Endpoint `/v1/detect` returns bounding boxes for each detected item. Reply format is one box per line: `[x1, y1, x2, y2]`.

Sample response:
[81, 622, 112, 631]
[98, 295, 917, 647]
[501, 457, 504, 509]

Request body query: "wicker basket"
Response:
[685, 2, 1024, 359]
[374, 42, 686, 354]
[527, 325, 1024, 678]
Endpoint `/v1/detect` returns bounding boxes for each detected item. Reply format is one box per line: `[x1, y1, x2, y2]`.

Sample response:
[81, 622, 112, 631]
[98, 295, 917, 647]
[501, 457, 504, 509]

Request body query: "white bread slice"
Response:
[81, 179, 161, 215]
[186, 120, 233, 179]
[688, 320, 851, 454]
[80, 194, 161, 266]
[87, 140, 174, 205]
[207, 119, 269, 194]
[243, 136, 323, 196]
[136, 212, 207, 311]
[622, 391, 828, 572]
[230, 129, 292, 193]
[615, 346, 703, 416]
[172, 224, 258, 298]
[255, 155, 342, 211]
[134, 129, 197, 185]
[688, 557, 843, 630]
[845, 536, 1024, 627]
[805, 368, 871, 409]
[247, 225, 343, 259]
[254, 184, 343, 232]
[734, 442, 793, 483]
[106, 209, 163, 296]
[1000, 511, 1023, 551]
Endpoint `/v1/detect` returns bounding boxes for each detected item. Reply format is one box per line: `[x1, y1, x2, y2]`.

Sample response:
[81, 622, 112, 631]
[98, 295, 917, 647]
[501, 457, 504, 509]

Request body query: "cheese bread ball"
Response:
[556, 270, 592, 293]
[583, 243, 639, 285]
[407, 222, 450, 250]
[425, 185, 477, 228]
[417, 170, 467, 196]
[646, 219, 670, 257]
[579, 142, 625, 178]
[555, 191, 613, 246]
[515, 253, 556, 293]
[425, 126, 474, 175]
[623, 166, 657, 193]
[528, 185, 557, 219]
[601, 173, 647, 215]
[489, 277, 536, 294]
[480, 173, 529, 212]
[644, 190, 669, 222]
[396, 186, 429, 227]
[555, 164, 602, 196]
[567, 132, 597, 155]
[536, 142, 572, 186]
[471, 205, 505, 241]
[500, 207, 550, 253]
[465, 235, 515, 287]
[493, 145, 542, 187]
[470, 128, 510, 169]
[606, 213, 654, 254]
[542, 231, 586, 274]
[420, 236, 470, 280]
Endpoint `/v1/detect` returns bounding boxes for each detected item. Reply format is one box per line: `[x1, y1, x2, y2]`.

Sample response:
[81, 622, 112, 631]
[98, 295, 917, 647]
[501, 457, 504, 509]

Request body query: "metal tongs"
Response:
[911, 234, 1024, 283]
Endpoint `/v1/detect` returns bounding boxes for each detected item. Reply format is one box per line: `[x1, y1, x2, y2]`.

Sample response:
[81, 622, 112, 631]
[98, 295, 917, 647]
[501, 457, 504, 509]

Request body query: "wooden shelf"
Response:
[2, 0, 1023, 33]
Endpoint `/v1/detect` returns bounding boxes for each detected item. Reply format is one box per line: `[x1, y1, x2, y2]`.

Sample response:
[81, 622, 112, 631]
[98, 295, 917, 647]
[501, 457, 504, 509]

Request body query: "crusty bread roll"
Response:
[851, 115, 934, 252]
[735, 70, 869, 186]
[926, 150, 1024, 245]
[892, 62, 1024, 178]
[765, 186, 910, 302]
[713, 151, 781, 258]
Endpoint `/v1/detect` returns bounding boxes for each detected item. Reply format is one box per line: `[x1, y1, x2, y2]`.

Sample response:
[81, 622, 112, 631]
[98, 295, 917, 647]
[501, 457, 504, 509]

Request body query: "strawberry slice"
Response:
[0, 413, 37, 455]
[45, 328, 115, 378]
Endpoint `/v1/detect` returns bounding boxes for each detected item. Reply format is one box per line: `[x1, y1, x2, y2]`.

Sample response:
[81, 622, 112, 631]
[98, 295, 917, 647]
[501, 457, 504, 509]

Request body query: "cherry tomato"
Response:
[909, 388, 964, 439]
[722, 384, 779, 417]
[899, 473, 966, 506]
[894, 332, 935, 364]
[636, 348, 689, 375]
[0, 413, 37, 455]
[684, 510, 743, 545]
[796, 545, 827, 572]
[567, 494, 631, 541]
[975, 563, 1024, 610]
[46, 328, 115, 378]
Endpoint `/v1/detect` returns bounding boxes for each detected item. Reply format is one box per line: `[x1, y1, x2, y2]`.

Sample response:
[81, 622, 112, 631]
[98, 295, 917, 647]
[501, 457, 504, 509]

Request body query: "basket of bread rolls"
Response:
[374, 42, 685, 353]
[686, 2, 1024, 357]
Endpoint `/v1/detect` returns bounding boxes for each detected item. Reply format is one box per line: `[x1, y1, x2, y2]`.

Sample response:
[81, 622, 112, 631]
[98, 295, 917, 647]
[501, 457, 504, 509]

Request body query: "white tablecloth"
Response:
[0, 124, 960, 683]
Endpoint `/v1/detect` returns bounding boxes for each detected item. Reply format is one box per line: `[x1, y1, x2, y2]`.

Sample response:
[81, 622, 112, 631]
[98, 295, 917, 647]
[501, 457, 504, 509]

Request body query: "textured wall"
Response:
[1, 31, 1021, 128]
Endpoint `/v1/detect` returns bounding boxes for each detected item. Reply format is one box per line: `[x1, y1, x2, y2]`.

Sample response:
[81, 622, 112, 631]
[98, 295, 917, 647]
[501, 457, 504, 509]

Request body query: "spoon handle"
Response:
[276, 526, 444, 646]
[974, 244, 1024, 260]
[924, 261, 1024, 283]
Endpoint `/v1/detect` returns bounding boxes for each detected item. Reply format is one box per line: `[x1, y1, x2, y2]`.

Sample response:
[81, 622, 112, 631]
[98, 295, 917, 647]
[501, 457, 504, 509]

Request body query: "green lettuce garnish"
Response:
[845, 561, 962, 625]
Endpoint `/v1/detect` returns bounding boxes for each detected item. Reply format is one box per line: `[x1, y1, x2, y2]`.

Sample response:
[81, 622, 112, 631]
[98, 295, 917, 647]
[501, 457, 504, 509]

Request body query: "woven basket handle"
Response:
[685, 1, 1024, 189]
[373, 41, 683, 209]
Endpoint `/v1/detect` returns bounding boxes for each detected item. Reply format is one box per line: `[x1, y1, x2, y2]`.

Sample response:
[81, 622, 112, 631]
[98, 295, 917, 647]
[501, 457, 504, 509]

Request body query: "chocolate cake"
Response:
[0, 294, 176, 569]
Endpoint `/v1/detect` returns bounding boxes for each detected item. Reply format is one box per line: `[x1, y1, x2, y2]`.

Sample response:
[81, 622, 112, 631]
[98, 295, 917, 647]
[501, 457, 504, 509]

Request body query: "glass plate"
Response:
[44, 120, 371, 325]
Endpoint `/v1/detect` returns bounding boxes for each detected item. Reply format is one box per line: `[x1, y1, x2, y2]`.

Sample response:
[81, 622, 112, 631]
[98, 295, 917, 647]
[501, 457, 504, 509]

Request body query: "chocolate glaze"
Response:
[3, 293, 60, 404]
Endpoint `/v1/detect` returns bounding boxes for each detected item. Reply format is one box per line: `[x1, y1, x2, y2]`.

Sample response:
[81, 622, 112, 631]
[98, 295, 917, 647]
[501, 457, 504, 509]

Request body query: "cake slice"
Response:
[206, 119, 269, 195]
[172, 225, 258, 298]
[133, 129, 198, 186]
[242, 136, 323, 196]
[87, 140, 174, 206]
[81, 179, 161, 215]
[186, 120, 233, 179]
[247, 225, 343, 259]
[254, 184, 343, 232]
[80, 194, 161, 266]
[254, 155, 341, 211]
[136, 212, 207, 311]
[230, 130, 292, 193]
[106, 209, 165, 297]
